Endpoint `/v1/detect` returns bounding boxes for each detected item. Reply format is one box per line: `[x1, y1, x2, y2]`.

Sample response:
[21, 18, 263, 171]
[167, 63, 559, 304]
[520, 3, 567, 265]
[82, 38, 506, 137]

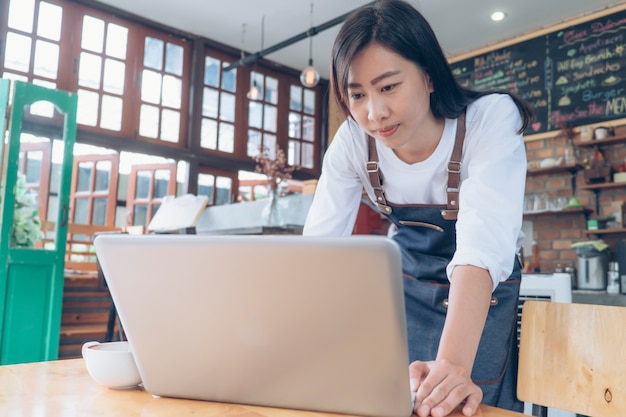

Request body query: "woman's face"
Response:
[346, 43, 441, 160]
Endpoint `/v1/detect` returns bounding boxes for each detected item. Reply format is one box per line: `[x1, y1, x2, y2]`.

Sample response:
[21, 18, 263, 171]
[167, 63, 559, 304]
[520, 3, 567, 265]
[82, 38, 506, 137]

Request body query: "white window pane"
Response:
[165, 43, 183, 76]
[8, 0, 35, 32]
[144, 37, 163, 70]
[30, 79, 56, 118]
[78, 52, 102, 89]
[263, 134, 276, 157]
[290, 85, 302, 111]
[304, 89, 316, 115]
[204, 56, 220, 87]
[221, 62, 236, 92]
[215, 176, 233, 205]
[303, 116, 315, 142]
[37, 2, 63, 41]
[198, 173, 215, 204]
[141, 70, 162, 104]
[265, 77, 278, 104]
[288, 140, 301, 166]
[248, 102, 262, 129]
[77, 89, 99, 126]
[218, 123, 234, 153]
[4, 32, 32, 72]
[160, 109, 180, 142]
[202, 87, 218, 118]
[200, 119, 218, 149]
[2, 72, 28, 82]
[100, 95, 123, 131]
[288, 112, 301, 139]
[302, 142, 314, 169]
[105, 23, 128, 59]
[219, 92, 235, 122]
[103, 58, 125, 94]
[81, 15, 105, 53]
[263, 104, 277, 133]
[162, 75, 182, 109]
[139, 104, 159, 138]
[247, 130, 262, 157]
[33, 40, 59, 78]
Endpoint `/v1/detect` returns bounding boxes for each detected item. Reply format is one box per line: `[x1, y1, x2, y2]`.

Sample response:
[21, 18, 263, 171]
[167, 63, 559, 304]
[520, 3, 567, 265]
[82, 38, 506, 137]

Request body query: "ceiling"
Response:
[92, 0, 624, 80]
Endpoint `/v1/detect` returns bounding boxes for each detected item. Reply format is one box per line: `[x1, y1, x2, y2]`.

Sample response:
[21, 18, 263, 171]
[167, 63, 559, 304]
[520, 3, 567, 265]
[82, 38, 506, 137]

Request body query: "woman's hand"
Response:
[409, 359, 482, 417]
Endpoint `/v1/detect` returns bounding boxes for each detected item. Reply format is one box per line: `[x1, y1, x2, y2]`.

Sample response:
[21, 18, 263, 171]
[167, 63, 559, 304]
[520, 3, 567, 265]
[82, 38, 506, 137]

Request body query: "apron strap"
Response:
[366, 109, 467, 219]
[441, 110, 466, 220]
[366, 136, 392, 214]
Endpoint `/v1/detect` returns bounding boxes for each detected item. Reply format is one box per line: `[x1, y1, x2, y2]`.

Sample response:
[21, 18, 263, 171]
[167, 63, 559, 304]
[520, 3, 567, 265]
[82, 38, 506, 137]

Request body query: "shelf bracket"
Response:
[593, 189, 601, 216]
[569, 170, 577, 195]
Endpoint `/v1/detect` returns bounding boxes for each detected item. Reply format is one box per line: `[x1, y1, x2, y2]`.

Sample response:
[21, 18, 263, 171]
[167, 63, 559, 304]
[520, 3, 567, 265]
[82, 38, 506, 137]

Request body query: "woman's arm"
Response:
[303, 122, 367, 236]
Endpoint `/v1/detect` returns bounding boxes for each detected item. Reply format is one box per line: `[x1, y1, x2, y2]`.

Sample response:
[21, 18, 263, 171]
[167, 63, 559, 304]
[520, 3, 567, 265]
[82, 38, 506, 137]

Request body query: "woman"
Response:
[303, 1, 534, 416]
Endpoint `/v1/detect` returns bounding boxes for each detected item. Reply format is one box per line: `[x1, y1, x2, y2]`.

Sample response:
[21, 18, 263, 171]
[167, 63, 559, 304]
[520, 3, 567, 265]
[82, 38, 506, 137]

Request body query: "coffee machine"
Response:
[576, 244, 608, 290]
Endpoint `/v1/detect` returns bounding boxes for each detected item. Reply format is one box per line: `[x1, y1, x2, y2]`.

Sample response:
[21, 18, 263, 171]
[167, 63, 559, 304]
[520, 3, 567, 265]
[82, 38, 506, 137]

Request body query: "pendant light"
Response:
[300, 1, 320, 88]
[247, 16, 265, 100]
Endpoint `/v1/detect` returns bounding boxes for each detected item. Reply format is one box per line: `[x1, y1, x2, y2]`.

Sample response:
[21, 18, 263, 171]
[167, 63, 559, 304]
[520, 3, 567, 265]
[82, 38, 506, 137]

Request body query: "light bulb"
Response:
[300, 61, 320, 88]
[247, 81, 259, 100]
[490, 11, 506, 22]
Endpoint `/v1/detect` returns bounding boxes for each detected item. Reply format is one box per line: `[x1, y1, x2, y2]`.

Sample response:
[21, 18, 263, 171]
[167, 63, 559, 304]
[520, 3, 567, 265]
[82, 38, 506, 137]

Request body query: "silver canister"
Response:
[607, 262, 620, 294]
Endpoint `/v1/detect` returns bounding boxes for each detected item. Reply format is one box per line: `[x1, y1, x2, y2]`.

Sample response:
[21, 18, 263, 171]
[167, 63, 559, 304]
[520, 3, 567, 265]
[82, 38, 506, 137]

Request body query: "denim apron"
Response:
[365, 112, 523, 411]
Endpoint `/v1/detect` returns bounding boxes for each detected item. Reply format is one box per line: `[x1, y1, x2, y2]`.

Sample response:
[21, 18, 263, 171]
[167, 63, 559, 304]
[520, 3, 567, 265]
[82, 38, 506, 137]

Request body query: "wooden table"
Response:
[0, 359, 526, 417]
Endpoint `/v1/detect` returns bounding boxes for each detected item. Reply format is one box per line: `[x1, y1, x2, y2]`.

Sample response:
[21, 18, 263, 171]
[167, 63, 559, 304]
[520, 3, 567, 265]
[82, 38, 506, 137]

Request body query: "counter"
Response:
[1, 358, 525, 417]
[195, 194, 312, 235]
[572, 290, 626, 307]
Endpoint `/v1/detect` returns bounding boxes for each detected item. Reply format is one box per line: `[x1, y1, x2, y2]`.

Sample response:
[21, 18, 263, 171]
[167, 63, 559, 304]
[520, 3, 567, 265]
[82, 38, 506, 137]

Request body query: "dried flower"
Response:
[253, 145, 298, 191]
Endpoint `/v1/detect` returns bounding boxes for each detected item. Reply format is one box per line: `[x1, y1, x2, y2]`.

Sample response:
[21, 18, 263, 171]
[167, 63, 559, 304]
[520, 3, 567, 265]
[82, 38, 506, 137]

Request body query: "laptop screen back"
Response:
[95, 234, 412, 417]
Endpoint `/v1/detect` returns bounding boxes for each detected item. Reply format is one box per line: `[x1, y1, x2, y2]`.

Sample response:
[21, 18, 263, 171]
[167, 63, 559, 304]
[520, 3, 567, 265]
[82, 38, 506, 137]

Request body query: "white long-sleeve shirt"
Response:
[303, 94, 527, 290]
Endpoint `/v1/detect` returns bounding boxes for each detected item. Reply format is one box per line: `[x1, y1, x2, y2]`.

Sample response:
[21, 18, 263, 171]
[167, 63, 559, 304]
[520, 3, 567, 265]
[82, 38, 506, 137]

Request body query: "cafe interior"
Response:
[0, 0, 626, 416]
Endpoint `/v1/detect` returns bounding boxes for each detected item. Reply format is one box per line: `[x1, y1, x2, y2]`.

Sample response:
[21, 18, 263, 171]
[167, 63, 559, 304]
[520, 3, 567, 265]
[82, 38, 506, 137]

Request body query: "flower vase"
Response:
[261, 188, 285, 227]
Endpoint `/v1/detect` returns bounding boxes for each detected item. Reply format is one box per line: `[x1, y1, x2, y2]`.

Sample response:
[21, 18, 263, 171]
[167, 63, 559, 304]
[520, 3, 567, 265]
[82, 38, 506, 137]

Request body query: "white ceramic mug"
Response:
[595, 127, 609, 139]
[82, 341, 142, 389]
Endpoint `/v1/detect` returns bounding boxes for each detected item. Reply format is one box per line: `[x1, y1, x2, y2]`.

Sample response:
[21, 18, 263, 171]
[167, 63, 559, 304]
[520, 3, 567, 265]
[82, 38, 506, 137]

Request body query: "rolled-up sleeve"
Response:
[447, 95, 527, 291]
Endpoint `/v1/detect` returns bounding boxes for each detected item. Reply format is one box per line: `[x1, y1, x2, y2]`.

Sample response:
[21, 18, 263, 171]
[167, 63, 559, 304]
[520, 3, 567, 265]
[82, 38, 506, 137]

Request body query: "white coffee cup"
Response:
[82, 341, 142, 389]
[595, 127, 609, 139]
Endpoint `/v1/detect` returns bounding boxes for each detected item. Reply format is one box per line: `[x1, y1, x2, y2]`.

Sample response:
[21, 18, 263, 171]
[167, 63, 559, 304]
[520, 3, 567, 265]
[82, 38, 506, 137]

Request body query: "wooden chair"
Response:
[60, 223, 126, 358]
[518, 300, 626, 417]
[65, 223, 125, 276]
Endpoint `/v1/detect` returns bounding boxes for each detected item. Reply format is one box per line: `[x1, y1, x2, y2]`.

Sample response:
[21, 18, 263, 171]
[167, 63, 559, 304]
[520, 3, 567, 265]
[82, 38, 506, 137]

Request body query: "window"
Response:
[247, 70, 279, 158]
[2, 0, 65, 118]
[288, 84, 317, 169]
[200, 53, 237, 154]
[126, 162, 177, 227]
[18, 137, 52, 222]
[1, 0, 324, 224]
[137, 30, 190, 145]
[197, 168, 236, 206]
[70, 153, 120, 226]
[74, 13, 129, 133]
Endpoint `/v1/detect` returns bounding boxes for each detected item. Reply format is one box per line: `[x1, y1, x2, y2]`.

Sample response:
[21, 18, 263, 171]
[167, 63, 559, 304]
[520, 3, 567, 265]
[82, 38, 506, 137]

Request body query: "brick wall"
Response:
[524, 124, 626, 273]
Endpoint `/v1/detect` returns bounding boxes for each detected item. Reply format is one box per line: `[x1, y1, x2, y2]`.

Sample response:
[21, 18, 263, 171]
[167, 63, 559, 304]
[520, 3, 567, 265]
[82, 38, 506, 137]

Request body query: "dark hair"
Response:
[331, 0, 534, 133]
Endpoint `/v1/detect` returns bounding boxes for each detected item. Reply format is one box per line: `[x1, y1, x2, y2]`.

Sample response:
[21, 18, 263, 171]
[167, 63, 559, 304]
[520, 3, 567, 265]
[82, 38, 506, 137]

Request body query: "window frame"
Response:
[125, 162, 177, 227]
[70, 153, 120, 226]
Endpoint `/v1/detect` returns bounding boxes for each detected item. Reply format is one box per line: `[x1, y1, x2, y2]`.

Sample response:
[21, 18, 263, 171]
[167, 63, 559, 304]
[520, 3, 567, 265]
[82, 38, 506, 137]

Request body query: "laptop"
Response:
[94, 234, 413, 417]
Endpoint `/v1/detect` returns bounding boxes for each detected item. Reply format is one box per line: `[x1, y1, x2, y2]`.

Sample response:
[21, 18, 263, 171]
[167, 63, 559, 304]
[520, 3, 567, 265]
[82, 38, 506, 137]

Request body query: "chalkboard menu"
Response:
[450, 8, 626, 135]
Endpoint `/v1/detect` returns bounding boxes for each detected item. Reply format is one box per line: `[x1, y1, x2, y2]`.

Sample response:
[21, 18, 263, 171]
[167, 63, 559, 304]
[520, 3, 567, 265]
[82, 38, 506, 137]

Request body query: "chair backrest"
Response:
[65, 223, 125, 273]
[518, 300, 626, 417]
